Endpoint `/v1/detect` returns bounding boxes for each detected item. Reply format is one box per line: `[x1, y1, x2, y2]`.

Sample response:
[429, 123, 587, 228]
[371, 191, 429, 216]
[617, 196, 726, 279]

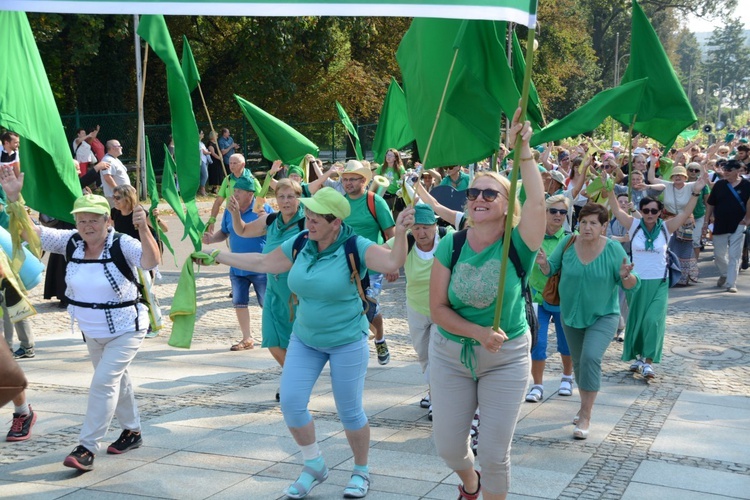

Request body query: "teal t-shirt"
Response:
[282, 226, 375, 348]
[440, 171, 471, 191]
[0, 185, 8, 229]
[264, 206, 306, 272]
[434, 227, 536, 341]
[529, 227, 567, 303]
[344, 192, 395, 244]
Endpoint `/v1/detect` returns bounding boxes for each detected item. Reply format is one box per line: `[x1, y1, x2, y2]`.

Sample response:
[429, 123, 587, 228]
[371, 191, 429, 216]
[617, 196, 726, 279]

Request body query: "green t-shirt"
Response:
[344, 192, 395, 244]
[434, 227, 536, 341]
[375, 165, 406, 195]
[440, 171, 471, 191]
[546, 235, 636, 329]
[529, 227, 568, 303]
[386, 226, 454, 316]
[217, 169, 263, 200]
[693, 185, 710, 219]
[0, 185, 8, 229]
[282, 226, 374, 348]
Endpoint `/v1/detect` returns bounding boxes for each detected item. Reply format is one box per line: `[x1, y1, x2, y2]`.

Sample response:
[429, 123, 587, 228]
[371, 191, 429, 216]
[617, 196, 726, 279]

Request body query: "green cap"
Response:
[71, 194, 110, 216]
[233, 176, 255, 192]
[413, 203, 436, 225]
[288, 165, 304, 178]
[740, 138, 749, 144]
[299, 187, 350, 220]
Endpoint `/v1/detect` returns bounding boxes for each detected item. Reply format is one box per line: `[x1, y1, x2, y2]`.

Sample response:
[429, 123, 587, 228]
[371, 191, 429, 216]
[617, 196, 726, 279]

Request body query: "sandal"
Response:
[525, 385, 543, 402]
[230, 340, 254, 351]
[559, 377, 573, 397]
[457, 470, 481, 499]
[285, 464, 329, 499]
[343, 470, 370, 498]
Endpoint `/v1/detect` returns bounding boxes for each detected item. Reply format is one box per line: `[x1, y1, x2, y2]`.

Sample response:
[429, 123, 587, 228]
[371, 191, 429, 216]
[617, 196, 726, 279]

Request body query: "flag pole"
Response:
[196, 82, 227, 178]
[626, 114, 637, 202]
[492, 25, 537, 331]
[134, 15, 148, 200]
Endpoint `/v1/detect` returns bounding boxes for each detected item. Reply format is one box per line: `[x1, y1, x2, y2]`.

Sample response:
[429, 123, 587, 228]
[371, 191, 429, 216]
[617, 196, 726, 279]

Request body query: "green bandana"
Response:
[639, 218, 663, 251]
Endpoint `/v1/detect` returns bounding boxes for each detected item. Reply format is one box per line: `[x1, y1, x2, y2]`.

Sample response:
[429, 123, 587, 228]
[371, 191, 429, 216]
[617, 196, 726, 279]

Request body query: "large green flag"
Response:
[181, 35, 201, 93]
[511, 29, 544, 127]
[613, 0, 697, 146]
[137, 15, 201, 246]
[145, 137, 175, 263]
[335, 101, 364, 160]
[372, 78, 415, 164]
[531, 79, 648, 147]
[397, 18, 530, 168]
[235, 95, 319, 166]
[0, 11, 81, 224]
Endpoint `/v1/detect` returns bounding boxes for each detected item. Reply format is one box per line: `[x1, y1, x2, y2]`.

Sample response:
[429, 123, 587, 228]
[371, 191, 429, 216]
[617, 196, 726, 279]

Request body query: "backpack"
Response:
[265, 212, 305, 232]
[407, 226, 448, 254]
[289, 231, 378, 324]
[65, 233, 162, 332]
[364, 191, 388, 242]
[448, 229, 539, 349]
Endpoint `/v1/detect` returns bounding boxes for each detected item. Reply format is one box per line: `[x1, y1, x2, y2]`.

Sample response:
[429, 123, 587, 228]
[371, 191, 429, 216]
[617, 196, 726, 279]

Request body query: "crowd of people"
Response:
[2, 113, 750, 499]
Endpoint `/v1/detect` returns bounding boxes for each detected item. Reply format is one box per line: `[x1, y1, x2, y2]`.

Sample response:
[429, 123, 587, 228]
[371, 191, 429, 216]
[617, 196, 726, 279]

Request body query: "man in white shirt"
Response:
[100, 140, 131, 206]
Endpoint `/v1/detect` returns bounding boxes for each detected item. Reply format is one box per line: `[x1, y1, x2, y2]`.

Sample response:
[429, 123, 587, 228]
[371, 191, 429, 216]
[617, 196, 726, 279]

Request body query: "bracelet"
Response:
[520, 156, 534, 162]
[207, 216, 217, 225]
[691, 192, 700, 197]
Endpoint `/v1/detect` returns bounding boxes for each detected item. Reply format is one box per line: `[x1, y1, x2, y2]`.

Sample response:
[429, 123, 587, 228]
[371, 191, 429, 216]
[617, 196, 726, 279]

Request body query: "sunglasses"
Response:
[466, 188, 503, 202]
[547, 208, 568, 215]
[113, 195, 122, 200]
[641, 208, 660, 215]
[687, 168, 701, 173]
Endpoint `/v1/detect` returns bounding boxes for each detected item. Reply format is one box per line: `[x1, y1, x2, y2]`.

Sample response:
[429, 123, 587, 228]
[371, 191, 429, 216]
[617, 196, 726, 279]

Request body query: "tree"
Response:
[705, 18, 750, 126]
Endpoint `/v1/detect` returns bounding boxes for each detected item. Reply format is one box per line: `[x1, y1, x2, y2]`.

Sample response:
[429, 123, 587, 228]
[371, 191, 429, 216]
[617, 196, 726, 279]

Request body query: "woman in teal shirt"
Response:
[538, 203, 638, 440]
[429, 106, 546, 500]
[206, 187, 414, 499]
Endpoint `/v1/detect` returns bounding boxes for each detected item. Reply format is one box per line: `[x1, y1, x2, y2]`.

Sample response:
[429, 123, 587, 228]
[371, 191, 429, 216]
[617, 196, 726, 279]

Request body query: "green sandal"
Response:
[343, 470, 370, 498]
[285, 464, 329, 499]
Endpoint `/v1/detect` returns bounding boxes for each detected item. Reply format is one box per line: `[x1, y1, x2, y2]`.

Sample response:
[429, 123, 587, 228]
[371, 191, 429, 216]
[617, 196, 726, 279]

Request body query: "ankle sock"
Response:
[15, 402, 30, 416]
[288, 455, 326, 496]
[374, 339, 385, 344]
[299, 442, 320, 461]
[345, 464, 370, 492]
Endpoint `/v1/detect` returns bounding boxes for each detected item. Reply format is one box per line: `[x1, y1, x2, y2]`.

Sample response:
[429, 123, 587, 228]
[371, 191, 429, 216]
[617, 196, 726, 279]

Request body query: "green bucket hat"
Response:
[414, 203, 437, 225]
[288, 165, 304, 178]
[233, 176, 255, 192]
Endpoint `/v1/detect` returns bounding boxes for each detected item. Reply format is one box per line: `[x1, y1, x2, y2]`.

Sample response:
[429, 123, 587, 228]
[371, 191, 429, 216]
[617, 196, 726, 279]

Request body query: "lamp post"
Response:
[615, 53, 630, 85]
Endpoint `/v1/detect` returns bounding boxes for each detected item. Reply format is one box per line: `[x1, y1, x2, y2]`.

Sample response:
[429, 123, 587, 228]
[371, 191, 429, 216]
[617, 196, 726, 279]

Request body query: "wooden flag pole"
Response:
[136, 42, 149, 199]
[196, 82, 227, 178]
[626, 114, 637, 202]
[492, 26, 537, 331]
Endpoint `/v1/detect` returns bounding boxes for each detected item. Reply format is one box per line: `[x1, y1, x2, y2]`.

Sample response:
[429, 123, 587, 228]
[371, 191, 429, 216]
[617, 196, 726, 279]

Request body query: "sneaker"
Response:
[63, 445, 95, 471]
[107, 429, 143, 454]
[717, 276, 727, 287]
[427, 405, 433, 421]
[727, 286, 738, 293]
[629, 358, 644, 372]
[375, 340, 390, 365]
[419, 393, 431, 408]
[13, 346, 35, 359]
[6, 406, 37, 442]
[641, 363, 656, 379]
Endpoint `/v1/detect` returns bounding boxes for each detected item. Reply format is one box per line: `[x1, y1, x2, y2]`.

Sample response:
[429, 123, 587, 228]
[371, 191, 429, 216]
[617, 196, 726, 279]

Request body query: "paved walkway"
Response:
[1, 223, 749, 499]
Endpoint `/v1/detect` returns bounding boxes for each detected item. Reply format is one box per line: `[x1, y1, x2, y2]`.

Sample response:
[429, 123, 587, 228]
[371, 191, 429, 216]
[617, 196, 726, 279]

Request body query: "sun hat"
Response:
[71, 194, 110, 216]
[342, 159, 373, 184]
[299, 187, 351, 220]
[233, 176, 256, 192]
[413, 204, 437, 225]
[549, 170, 566, 185]
[670, 165, 688, 178]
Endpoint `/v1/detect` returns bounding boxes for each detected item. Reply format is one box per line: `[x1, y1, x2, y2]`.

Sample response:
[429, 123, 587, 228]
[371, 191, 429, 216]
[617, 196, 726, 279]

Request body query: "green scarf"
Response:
[276, 206, 305, 233]
[168, 250, 220, 349]
[639, 218, 663, 251]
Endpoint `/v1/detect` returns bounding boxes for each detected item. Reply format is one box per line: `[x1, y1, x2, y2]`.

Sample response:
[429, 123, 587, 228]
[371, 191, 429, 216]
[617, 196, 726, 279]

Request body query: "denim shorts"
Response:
[229, 274, 267, 308]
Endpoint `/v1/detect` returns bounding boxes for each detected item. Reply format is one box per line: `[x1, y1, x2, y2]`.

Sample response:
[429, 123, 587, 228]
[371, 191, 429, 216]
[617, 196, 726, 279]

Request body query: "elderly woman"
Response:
[0, 166, 160, 471]
[226, 179, 305, 396]
[606, 173, 707, 379]
[538, 203, 638, 439]
[525, 194, 574, 403]
[202, 187, 414, 499]
[429, 106, 545, 500]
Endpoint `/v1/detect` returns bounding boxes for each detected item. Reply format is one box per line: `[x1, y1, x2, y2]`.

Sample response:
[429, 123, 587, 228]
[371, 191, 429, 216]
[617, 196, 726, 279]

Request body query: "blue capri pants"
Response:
[531, 301, 571, 361]
[280, 333, 369, 430]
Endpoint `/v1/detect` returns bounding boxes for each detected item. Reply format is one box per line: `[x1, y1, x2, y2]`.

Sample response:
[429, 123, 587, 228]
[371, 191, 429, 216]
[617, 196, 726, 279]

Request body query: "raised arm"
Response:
[228, 195, 269, 238]
[364, 208, 413, 273]
[210, 245, 293, 275]
[0, 167, 42, 240]
[665, 173, 707, 234]
[414, 178, 461, 227]
[602, 188, 635, 230]
[133, 205, 160, 269]
[511, 106, 545, 251]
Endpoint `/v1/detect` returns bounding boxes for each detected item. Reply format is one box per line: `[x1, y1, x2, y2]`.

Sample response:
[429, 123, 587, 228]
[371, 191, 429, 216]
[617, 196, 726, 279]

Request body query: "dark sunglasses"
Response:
[641, 208, 660, 215]
[687, 168, 701, 173]
[547, 208, 568, 215]
[466, 188, 502, 202]
[112, 195, 122, 201]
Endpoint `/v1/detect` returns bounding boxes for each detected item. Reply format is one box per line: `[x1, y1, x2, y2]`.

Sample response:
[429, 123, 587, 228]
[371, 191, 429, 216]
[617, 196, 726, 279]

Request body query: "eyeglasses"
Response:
[641, 208, 660, 215]
[687, 168, 701, 173]
[466, 188, 503, 202]
[112, 195, 122, 200]
[341, 176, 364, 183]
[276, 194, 298, 201]
[547, 208, 568, 215]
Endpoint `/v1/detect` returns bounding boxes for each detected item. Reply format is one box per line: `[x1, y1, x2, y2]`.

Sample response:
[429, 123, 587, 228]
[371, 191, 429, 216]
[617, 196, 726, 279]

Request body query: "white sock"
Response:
[299, 442, 321, 461]
[374, 339, 385, 344]
[15, 402, 30, 416]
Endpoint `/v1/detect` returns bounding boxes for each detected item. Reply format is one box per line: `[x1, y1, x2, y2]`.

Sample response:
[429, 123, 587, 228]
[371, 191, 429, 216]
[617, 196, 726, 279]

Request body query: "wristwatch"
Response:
[691, 192, 700, 197]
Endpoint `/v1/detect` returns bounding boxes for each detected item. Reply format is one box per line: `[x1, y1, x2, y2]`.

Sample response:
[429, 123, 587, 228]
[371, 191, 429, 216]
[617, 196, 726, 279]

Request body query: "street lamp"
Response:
[615, 53, 630, 85]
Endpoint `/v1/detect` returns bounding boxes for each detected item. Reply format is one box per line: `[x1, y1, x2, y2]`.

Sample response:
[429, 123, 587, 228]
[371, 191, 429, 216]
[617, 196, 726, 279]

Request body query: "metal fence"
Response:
[60, 110, 380, 175]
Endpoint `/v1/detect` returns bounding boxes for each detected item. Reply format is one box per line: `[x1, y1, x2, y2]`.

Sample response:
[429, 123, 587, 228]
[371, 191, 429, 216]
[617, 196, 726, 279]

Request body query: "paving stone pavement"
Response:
[1, 223, 749, 499]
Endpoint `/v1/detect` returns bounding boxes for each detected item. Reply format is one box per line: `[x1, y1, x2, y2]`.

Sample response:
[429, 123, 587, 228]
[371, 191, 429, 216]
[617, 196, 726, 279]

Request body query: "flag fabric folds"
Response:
[335, 101, 364, 160]
[531, 79, 648, 147]
[181, 35, 201, 93]
[235, 95, 319, 166]
[144, 137, 175, 263]
[613, 0, 697, 146]
[0, 11, 81, 224]
[372, 78, 415, 164]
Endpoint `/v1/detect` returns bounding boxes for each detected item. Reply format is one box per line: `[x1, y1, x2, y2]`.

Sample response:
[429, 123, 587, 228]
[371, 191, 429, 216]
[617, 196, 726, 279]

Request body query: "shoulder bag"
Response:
[541, 235, 577, 306]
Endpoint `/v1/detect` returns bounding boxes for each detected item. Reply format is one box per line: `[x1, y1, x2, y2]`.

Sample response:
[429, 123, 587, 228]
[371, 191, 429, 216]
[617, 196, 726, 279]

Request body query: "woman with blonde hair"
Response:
[111, 185, 166, 243]
[429, 106, 545, 500]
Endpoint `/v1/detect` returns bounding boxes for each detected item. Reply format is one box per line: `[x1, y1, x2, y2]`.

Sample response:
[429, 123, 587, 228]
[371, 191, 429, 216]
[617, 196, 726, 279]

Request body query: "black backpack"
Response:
[448, 229, 538, 349]
[265, 212, 305, 232]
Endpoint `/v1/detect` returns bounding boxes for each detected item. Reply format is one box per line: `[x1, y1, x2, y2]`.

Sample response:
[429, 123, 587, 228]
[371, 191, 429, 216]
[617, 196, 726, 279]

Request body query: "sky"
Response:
[686, 2, 750, 33]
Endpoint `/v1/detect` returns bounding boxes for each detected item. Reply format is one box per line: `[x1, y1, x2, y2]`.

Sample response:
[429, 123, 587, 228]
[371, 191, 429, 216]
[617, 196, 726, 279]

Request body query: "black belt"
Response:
[66, 298, 141, 310]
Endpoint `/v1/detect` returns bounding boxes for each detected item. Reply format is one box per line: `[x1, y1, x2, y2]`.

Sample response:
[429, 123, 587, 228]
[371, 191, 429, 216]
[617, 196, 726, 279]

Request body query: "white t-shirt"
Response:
[72, 138, 92, 163]
[628, 219, 669, 280]
[657, 179, 696, 214]
[100, 154, 131, 197]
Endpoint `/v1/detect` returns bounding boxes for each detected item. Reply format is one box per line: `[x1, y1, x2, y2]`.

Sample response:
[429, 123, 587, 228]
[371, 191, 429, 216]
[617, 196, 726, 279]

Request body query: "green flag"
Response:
[678, 130, 699, 141]
[145, 137, 175, 264]
[181, 35, 201, 93]
[0, 11, 81, 224]
[161, 145, 186, 227]
[137, 15, 201, 246]
[613, 0, 697, 146]
[531, 79, 648, 147]
[511, 29, 544, 127]
[335, 101, 364, 160]
[235, 95, 319, 166]
[372, 78, 415, 164]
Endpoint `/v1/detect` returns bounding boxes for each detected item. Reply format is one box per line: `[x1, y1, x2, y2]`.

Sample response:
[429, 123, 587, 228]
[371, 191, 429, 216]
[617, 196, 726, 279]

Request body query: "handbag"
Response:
[676, 216, 695, 242]
[0, 342, 28, 407]
[541, 236, 577, 305]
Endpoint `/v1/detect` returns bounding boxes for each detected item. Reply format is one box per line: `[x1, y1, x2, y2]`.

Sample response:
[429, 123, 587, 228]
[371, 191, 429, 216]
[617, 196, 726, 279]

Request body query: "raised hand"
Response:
[619, 257, 635, 280]
[0, 165, 24, 202]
